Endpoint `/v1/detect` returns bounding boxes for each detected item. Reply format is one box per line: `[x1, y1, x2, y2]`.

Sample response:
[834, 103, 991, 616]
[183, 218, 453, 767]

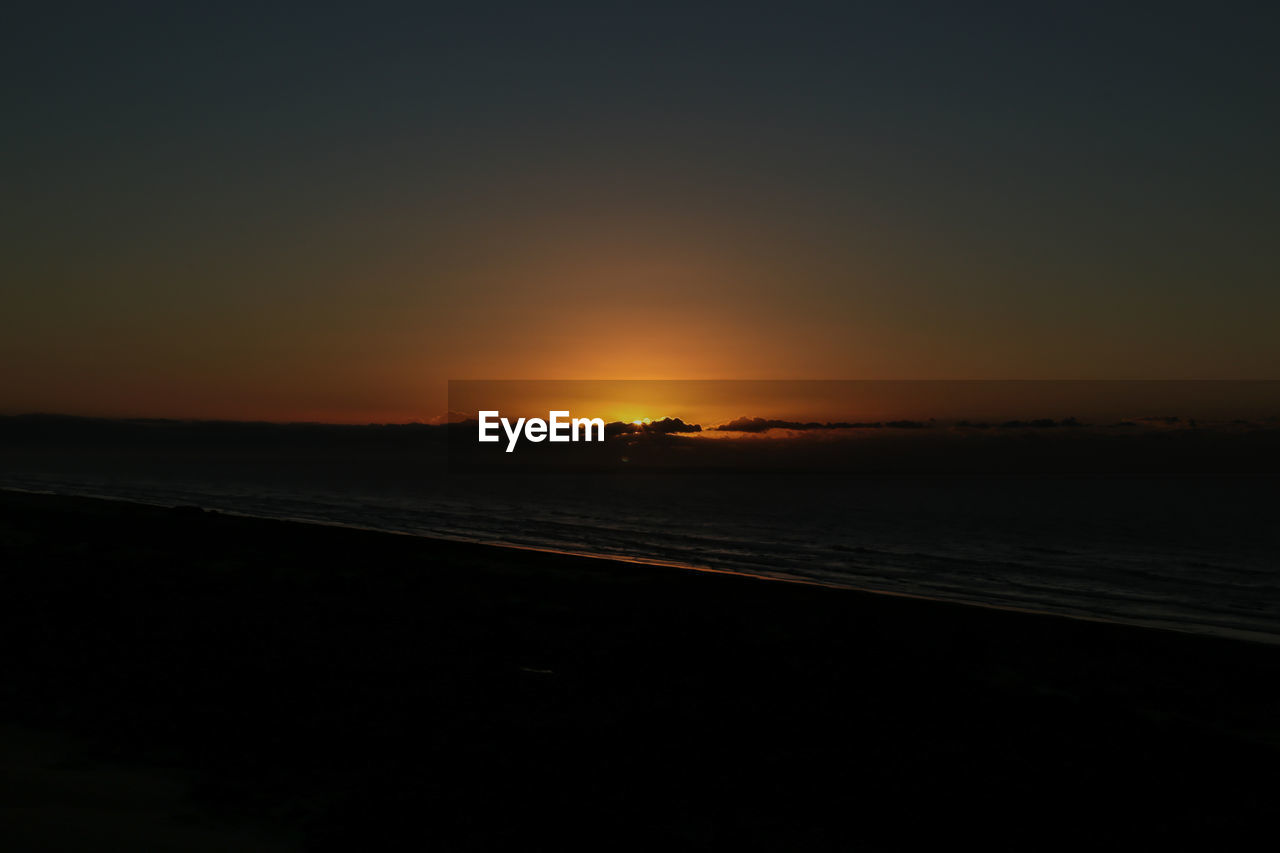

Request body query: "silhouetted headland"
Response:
[5, 412, 1280, 475]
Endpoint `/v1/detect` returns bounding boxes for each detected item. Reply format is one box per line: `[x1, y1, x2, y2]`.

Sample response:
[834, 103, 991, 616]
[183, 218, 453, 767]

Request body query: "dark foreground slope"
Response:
[1, 490, 1278, 851]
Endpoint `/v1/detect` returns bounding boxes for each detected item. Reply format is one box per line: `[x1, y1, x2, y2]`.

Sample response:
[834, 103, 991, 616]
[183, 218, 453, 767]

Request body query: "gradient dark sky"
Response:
[4, 2, 1277, 421]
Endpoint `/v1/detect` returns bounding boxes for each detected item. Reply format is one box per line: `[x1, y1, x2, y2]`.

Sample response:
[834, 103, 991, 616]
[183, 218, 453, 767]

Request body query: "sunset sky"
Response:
[4, 3, 1277, 422]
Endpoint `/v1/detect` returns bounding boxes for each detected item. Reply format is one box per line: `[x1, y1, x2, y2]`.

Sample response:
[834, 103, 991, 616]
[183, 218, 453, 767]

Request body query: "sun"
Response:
[632, 417, 653, 426]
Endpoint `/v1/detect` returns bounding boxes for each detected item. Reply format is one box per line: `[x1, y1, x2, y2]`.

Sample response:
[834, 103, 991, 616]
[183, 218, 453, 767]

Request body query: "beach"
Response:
[2, 488, 1278, 850]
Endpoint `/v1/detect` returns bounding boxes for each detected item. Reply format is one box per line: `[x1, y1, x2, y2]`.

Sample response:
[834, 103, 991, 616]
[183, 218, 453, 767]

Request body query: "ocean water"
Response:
[2, 455, 1277, 644]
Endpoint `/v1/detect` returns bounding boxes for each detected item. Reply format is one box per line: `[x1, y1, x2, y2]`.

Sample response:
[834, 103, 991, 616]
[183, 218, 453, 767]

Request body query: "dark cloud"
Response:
[990, 418, 1085, 429]
[605, 417, 702, 437]
[713, 417, 887, 433]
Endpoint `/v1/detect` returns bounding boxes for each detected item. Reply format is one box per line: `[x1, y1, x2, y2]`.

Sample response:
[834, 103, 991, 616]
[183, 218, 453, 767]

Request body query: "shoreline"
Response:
[4, 485, 1276, 647]
[2, 487, 1279, 849]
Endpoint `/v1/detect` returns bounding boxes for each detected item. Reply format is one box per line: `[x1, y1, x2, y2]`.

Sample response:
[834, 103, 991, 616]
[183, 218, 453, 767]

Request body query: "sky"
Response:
[4, 2, 1278, 422]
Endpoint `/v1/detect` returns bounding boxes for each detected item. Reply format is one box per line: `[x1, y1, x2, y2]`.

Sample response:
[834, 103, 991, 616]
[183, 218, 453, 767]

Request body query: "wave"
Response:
[2, 469, 1277, 645]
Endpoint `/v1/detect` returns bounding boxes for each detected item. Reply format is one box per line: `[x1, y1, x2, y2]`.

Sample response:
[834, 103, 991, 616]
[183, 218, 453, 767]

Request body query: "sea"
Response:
[2, 451, 1277, 644]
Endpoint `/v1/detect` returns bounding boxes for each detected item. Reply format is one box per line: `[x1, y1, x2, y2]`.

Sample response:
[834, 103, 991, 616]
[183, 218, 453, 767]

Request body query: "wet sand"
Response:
[1, 489, 1278, 850]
